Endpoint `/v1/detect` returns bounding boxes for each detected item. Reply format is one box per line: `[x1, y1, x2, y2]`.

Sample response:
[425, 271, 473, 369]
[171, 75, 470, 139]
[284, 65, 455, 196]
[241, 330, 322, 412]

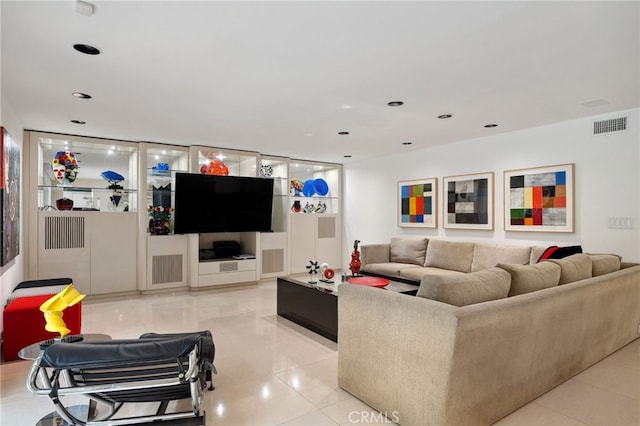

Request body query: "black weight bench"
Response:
[27, 331, 216, 425]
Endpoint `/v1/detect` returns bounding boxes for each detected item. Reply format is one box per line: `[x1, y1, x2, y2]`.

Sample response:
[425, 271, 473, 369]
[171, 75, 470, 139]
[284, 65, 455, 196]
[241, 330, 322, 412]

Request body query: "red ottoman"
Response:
[2, 294, 82, 362]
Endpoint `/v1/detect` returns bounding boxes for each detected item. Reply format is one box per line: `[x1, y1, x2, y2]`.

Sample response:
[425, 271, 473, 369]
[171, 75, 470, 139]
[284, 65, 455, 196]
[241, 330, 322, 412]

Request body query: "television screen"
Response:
[174, 173, 274, 234]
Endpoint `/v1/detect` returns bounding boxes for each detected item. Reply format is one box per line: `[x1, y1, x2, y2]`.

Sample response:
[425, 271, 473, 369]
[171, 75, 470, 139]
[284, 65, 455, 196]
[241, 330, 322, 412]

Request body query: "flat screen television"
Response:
[174, 173, 274, 234]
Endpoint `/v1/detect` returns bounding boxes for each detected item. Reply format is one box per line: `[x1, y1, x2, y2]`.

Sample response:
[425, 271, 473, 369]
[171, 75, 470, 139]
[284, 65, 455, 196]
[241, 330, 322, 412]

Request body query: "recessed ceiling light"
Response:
[484, 123, 498, 128]
[338, 131, 350, 135]
[342, 105, 353, 110]
[71, 120, 86, 124]
[72, 92, 92, 99]
[438, 114, 452, 119]
[73, 43, 101, 55]
[344, 155, 352, 158]
[402, 142, 412, 145]
[387, 101, 404, 107]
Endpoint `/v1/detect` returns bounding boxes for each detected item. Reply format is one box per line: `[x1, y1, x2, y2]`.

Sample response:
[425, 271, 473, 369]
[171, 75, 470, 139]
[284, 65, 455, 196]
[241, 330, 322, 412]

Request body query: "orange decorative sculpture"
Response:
[349, 239, 362, 277]
[200, 160, 229, 175]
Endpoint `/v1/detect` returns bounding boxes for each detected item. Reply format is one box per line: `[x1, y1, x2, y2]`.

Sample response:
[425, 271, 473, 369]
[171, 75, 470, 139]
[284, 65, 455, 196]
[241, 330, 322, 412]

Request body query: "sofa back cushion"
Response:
[424, 240, 475, 272]
[471, 244, 532, 272]
[416, 267, 511, 306]
[589, 254, 622, 277]
[498, 262, 561, 296]
[547, 254, 593, 284]
[390, 238, 428, 266]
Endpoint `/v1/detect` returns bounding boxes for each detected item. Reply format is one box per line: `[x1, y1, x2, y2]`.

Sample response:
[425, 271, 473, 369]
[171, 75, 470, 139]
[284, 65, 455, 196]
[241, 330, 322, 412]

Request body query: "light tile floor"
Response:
[1, 280, 638, 425]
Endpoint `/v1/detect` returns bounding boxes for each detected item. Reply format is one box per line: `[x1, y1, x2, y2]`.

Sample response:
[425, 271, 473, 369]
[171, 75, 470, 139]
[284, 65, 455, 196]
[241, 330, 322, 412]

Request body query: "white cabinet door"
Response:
[37, 212, 92, 295]
[90, 213, 137, 294]
[289, 213, 317, 274]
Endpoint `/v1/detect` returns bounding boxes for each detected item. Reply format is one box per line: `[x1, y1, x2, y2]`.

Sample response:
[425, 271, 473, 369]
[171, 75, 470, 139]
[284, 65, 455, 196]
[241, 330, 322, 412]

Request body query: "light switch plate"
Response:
[608, 217, 633, 229]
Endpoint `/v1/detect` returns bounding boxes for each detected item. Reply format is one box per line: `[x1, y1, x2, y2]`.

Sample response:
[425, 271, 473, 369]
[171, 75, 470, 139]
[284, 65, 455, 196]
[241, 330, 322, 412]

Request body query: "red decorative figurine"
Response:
[349, 239, 362, 277]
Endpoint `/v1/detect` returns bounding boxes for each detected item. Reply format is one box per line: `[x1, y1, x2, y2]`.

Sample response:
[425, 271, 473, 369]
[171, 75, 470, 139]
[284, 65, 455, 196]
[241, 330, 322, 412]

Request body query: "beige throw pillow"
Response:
[424, 239, 475, 272]
[497, 262, 561, 296]
[389, 238, 428, 266]
[416, 268, 511, 307]
[547, 253, 593, 284]
[589, 254, 622, 276]
[471, 244, 532, 272]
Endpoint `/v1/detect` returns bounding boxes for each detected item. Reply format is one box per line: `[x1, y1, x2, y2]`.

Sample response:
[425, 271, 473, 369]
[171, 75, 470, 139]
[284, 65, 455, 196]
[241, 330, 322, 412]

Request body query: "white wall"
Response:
[343, 108, 640, 265]
[0, 95, 25, 331]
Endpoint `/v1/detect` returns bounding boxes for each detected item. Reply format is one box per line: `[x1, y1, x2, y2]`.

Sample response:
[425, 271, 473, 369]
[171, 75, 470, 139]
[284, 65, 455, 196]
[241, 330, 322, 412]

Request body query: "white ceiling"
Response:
[2, 1, 639, 164]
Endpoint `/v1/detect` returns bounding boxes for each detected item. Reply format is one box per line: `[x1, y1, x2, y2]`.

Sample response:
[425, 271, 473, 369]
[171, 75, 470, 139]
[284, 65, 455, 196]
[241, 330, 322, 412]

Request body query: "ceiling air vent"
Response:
[593, 117, 627, 135]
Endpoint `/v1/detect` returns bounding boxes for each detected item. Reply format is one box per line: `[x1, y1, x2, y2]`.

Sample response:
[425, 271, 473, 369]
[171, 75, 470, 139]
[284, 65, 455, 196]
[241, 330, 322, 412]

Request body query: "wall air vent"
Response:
[593, 117, 627, 135]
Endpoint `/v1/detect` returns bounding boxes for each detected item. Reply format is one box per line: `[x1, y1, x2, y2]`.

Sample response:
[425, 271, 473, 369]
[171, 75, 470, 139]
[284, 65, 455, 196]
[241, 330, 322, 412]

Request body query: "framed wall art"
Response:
[1, 126, 20, 266]
[504, 163, 574, 232]
[444, 172, 493, 230]
[398, 178, 437, 228]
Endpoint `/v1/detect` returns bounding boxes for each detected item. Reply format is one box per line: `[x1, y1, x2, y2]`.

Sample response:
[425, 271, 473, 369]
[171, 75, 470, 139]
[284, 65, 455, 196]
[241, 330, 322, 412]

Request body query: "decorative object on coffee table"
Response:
[443, 171, 494, 230]
[319, 263, 335, 283]
[306, 260, 319, 283]
[349, 240, 362, 277]
[504, 163, 574, 232]
[348, 276, 390, 288]
[398, 177, 437, 228]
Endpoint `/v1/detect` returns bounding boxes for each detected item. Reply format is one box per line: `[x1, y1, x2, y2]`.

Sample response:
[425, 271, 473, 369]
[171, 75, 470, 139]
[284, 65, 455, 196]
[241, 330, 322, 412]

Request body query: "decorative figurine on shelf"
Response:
[291, 200, 301, 213]
[303, 202, 315, 213]
[148, 206, 173, 235]
[259, 163, 273, 178]
[101, 170, 125, 209]
[315, 202, 327, 213]
[200, 160, 229, 175]
[290, 178, 304, 196]
[151, 162, 170, 176]
[306, 260, 319, 284]
[349, 240, 362, 277]
[51, 151, 79, 184]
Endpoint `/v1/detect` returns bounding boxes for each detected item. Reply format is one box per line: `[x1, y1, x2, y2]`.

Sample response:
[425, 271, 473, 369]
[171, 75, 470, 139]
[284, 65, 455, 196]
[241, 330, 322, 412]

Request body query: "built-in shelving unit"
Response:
[288, 160, 342, 274]
[27, 132, 139, 296]
[24, 131, 343, 294]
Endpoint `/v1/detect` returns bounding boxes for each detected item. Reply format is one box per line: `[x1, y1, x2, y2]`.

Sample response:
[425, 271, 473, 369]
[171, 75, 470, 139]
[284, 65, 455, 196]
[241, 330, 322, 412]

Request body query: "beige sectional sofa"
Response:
[339, 238, 640, 425]
[360, 237, 547, 283]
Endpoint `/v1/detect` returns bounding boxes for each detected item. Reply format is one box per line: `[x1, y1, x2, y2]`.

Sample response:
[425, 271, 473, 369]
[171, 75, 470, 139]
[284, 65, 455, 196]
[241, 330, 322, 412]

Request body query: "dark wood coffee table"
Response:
[277, 274, 418, 342]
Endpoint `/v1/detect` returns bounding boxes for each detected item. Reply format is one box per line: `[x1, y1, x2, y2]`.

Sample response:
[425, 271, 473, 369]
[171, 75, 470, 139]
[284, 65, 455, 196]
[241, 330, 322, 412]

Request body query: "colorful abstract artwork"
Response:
[504, 163, 574, 232]
[444, 172, 494, 230]
[1, 127, 20, 266]
[398, 178, 437, 228]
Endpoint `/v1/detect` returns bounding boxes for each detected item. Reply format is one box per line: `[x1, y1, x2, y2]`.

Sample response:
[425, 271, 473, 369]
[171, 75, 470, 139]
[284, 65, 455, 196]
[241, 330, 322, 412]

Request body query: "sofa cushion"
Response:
[547, 254, 593, 284]
[589, 254, 622, 277]
[361, 263, 421, 278]
[530, 246, 548, 264]
[416, 267, 511, 307]
[400, 266, 465, 283]
[497, 262, 561, 296]
[471, 244, 532, 272]
[424, 240, 475, 272]
[390, 237, 428, 266]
